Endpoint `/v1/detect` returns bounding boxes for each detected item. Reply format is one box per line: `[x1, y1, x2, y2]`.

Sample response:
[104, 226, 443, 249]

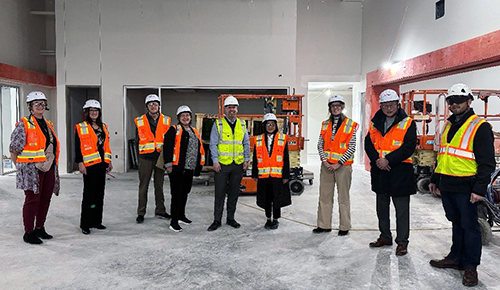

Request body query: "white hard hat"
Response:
[379, 89, 400, 103]
[224, 96, 239, 107]
[328, 95, 345, 105]
[83, 99, 101, 109]
[26, 91, 47, 103]
[176, 105, 192, 116]
[262, 113, 278, 123]
[447, 83, 473, 99]
[145, 94, 161, 105]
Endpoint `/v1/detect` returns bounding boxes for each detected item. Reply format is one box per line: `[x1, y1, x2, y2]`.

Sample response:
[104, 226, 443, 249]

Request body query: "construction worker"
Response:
[207, 95, 250, 231]
[75, 100, 113, 235]
[365, 89, 417, 256]
[9, 91, 60, 244]
[251, 113, 291, 230]
[134, 94, 171, 223]
[429, 83, 495, 287]
[313, 95, 357, 236]
[163, 105, 205, 233]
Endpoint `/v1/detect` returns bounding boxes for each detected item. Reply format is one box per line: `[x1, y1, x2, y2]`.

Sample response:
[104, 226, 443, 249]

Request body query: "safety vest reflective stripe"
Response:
[135, 114, 170, 154]
[255, 132, 286, 178]
[139, 143, 155, 151]
[369, 117, 413, 164]
[460, 117, 482, 149]
[76, 121, 112, 166]
[172, 125, 206, 166]
[17, 150, 45, 158]
[83, 152, 101, 163]
[438, 146, 475, 160]
[321, 117, 357, 165]
[216, 118, 245, 165]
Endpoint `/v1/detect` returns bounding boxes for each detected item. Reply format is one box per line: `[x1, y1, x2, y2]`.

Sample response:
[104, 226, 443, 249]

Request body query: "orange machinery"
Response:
[218, 94, 311, 195]
[400, 90, 500, 194]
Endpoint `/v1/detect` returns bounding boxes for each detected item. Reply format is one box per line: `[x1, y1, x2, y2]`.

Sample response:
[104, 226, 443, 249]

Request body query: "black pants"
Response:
[80, 163, 107, 229]
[168, 169, 194, 222]
[441, 191, 481, 270]
[214, 163, 243, 222]
[376, 194, 410, 245]
[264, 180, 281, 219]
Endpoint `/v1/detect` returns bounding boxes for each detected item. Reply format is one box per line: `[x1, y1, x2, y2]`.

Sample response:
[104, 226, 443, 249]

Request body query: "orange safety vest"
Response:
[135, 114, 171, 154]
[75, 121, 112, 167]
[255, 132, 287, 178]
[16, 116, 60, 164]
[172, 125, 206, 166]
[321, 117, 358, 165]
[369, 116, 413, 163]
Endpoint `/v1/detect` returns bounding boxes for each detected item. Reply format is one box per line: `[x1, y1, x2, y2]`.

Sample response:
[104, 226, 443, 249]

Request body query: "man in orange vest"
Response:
[429, 83, 495, 287]
[314, 95, 357, 236]
[134, 94, 171, 223]
[365, 89, 417, 256]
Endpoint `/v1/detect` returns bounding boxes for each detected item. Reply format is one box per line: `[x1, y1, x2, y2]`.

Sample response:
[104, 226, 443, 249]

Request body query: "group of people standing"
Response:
[10, 83, 495, 287]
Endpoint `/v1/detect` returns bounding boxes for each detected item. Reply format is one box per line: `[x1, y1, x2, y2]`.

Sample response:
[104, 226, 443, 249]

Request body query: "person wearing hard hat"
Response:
[134, 94, 171, 224]
[365, 89, 417, 256]
[162, 105, 205, 233]
[313, 95, 357, 236]
[207, 95, 250, 231]
[9, 91, 60, 244]
[251, 113, 291, 230]
[429, 83, 495, 287]
[74, 100, 113, 235]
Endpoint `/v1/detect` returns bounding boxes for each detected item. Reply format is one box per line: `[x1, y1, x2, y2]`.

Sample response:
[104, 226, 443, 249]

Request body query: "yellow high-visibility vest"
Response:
[216, 118, 246, 165]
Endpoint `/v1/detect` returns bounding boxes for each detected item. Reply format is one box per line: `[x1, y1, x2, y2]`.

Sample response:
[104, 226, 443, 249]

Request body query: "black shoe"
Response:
[179, 217, 192, 225]
[338, 230, 349, 236]
[169, 222, 183, 233]
[95, 224, 106, 230]
[271, 220, 279, 230]
[312, 227, 332, 234]
[81, 228, 91, 235]
[155, 213, 172, 220]
[136, 215, 144, 223]
[207, 221, 221, 231]
[23, 231, 43, 244]
[227, 220, 241, 228]
[34, 227, 53, 239]
[264, 220, 273, 229]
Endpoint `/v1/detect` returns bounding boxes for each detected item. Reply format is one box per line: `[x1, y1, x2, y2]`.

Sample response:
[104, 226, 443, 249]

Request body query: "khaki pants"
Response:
[137, 158, 166, 216]
[317, 163, 352, 231]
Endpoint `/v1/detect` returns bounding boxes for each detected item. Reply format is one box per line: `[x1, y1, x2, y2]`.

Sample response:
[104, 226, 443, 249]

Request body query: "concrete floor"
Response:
[0, 163, 499, 290]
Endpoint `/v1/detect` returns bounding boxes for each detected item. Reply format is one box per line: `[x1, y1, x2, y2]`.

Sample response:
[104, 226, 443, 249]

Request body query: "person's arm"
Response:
[243, 130, 250, 162]
[338, 127, 357, 164]
[9, 121, 26, 161]
[252, 146, 258, 179]
[364, 132, 379, 164]
[209, 122, 219, 164]
[74, 130, 83, 163]
[471, 122, 496, 196]
[282, 143, 290, 180]
[163, 126, 176, 168]
[385, 121, 417, 166]
[317, 133, 327, 163]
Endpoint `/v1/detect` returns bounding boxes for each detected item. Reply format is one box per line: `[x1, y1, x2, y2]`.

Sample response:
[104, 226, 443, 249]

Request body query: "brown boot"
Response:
[395, 244, 408, 256]
[369, 238, 393, 247]
[429, 257, 463, 270]
[462, 269, 478, 287]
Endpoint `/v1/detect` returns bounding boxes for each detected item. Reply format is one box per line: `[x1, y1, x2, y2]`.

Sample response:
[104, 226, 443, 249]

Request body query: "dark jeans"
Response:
[376, 194, 410, 245]
[441, 191, 481, 270]
[214, 163, 243, 222]
[265, 180, 281, 219]
[23, 165, 55, 233]
[80, 163, 107, 229]
[137, 158, 166, 216]
[168, 169, 194, 222]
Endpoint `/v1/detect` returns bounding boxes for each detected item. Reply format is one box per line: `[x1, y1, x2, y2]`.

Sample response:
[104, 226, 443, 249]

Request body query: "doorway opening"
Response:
[0, 85, 20, 175]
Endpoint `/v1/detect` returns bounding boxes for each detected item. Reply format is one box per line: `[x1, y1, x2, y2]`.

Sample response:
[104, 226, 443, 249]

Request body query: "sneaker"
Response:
[34, 227, 53, 239]
[312, 227, 332, 234]
[136, 215, 144, 223]
[227, 220, 241, 228]
[338, 230, 349, 236]
[179, 217, 192, 225]
[271, 220, 279, 230]
[169, 222, 183, 233]
[264, 220, 273, 229]
[95, 224, 106, 230]
[23, 231, 43, 244]
[81, 228, 91, 235]
[207, 221, 221, 231]
[155, 213, 171, 220]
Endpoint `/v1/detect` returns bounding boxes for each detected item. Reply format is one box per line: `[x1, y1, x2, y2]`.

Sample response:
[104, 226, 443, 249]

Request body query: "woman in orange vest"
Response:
[163, 105, 205, 232]
[75, 100, 113, 235]
[9, 91, 60, 245]
[251, 113, 291, 230]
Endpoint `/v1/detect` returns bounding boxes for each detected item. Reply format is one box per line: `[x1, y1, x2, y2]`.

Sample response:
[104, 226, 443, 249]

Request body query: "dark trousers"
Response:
[80, 163, 107, 229]
[23, 165, 55, 233]
[376, 194, 410, 245]
[441, 191, 481, 270]
[168, 169, 194, 222]
[137, 158, 166, 216]
[214, 163, 243, 222]
[265, 180, 281, 219]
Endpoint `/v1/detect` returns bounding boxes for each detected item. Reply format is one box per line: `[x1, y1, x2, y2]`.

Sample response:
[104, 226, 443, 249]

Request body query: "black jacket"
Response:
[430, 109, 495, 196]
[365, 108, 417, 196]
[163, 125, 203, 176]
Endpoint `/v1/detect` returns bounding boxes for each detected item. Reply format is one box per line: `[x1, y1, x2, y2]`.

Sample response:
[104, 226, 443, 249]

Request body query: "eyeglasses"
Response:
[147, 102, 159, 107]
[33, 102, 47, 108]
[89, 109, 99, 113]
[381, 103, 397, 109]
[446, 96, 468, 105]
[330, 104, 343, 109]
[266, 123, 276, 127]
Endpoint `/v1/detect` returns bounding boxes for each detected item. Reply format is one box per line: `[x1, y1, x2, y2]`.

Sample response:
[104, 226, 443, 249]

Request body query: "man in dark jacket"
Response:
[365, 89, 417, 256]
[429, 83, 496, 287]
